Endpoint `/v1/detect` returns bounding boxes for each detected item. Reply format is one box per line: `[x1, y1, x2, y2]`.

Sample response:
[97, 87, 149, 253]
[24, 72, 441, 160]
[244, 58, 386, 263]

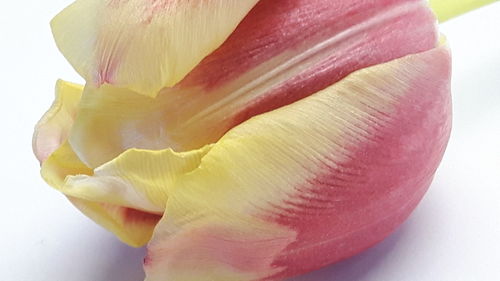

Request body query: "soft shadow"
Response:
[87, 231, 401, 281]
[70, 220, 404, 281]
[100, 243, 147, 281]
[62, 218, 147, 281]
[286, 225, 408, 281]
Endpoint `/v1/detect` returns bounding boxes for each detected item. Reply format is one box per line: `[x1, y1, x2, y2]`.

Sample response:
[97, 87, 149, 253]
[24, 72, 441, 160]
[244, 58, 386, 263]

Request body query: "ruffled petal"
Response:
[51, 0, 260, 96]
[60, 145, 213, 213]
[41, 141, 162, 247]
[144, 45, 452, 280]
[34, 81, 164, 247]
[41, 117, 211, 245]
[67, 0, 439, 167]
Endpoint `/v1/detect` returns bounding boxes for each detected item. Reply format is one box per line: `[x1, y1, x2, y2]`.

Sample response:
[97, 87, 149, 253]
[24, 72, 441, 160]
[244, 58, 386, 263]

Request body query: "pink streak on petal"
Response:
[164, 0, 438, 149]
[144, 225, 294, 278]
[97, 203, 162, 231]
[95, 56, 119, 86]
[180, 0, 436, 90]
[266, 48, 452, 279]
[121, 206, 162, 224]
[233, 4, 437, 125]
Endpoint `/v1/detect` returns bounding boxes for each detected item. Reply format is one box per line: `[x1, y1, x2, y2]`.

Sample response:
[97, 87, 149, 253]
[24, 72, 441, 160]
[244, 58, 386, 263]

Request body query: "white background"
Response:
[1, 1, 499, 281]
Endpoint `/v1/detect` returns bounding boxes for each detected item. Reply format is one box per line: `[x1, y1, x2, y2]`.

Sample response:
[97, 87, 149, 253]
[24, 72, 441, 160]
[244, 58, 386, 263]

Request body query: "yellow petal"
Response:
[41, 141, 93, 188]
[33, 80, 83, 162]
[51, 0, 260, 96]
[35, 80, 166, 247]
[68, 197, 161, 247]
[42, 125, 211, 245]
[60, 144, 213, 213]
[42, 141, 161, 247]
[68, 84, 171, 168]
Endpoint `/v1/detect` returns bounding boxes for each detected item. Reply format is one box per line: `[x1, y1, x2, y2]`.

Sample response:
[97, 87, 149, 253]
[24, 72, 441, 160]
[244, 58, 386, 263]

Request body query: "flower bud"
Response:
[35, 0, 453, 280]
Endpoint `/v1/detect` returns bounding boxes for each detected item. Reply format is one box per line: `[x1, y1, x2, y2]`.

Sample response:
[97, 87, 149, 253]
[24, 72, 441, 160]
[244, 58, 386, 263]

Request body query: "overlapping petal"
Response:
[38, 101, 212, 246]
[41, 140, 163, 247]
[144, 45, 452, 280]
[68, 197, 161, 247]
[34, 81, 163, 247]
[51, 0, 260, 96]
[60, 145, 213, 214]
[67, 0, 439, 168]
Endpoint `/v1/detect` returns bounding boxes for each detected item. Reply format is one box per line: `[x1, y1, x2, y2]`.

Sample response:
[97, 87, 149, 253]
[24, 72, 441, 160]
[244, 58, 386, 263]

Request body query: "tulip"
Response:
[33, 0, 495, 280]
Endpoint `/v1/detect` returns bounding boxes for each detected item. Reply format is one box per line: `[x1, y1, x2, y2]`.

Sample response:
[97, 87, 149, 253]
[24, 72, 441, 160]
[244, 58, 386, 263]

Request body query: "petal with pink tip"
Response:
[51, 0, 260, 96]
[144, 45, 452, 280]
[67, 0, 439, 167]
[33, 80, 82, 162]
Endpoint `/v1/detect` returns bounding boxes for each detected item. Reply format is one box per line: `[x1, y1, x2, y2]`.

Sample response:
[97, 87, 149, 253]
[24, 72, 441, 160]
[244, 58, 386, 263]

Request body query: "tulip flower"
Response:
[33, 0, 497, 280]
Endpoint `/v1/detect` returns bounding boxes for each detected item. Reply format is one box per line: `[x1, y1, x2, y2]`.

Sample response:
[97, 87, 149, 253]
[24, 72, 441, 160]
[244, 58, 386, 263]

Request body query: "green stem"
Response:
[430, 0, 499, 22]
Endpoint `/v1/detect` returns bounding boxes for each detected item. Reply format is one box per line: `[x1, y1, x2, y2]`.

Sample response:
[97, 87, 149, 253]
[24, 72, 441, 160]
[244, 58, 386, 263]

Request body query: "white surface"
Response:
[1, 2, 499, 281]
